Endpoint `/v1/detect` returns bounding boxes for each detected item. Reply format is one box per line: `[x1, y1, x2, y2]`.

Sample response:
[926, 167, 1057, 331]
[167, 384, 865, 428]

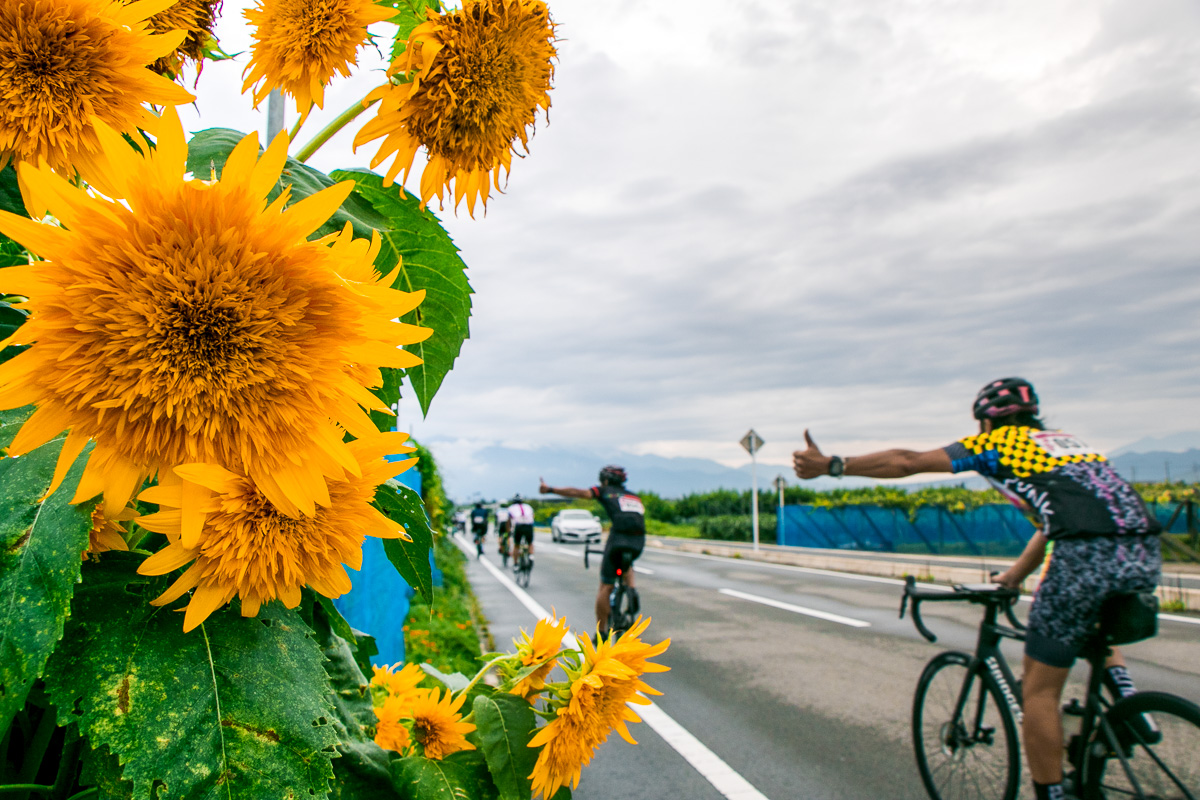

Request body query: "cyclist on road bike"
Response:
[792, 378, 1162, 800]
[507, 494, 535, 567]
[469, 501, 490, 550]
[539, 465, 646, 638]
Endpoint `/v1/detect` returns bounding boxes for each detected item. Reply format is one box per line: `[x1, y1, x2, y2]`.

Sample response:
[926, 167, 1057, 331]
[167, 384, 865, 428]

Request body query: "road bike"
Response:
[900, 575, 1200, 800]
[471, 525, 486, 559]
[584, 545, 640, 637]
[513, 539, 532, 588]
[498, 525, 511, 567]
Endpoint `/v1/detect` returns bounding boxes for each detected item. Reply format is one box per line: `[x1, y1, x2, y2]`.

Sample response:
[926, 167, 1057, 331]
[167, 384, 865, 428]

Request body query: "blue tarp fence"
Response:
[777, 502, 1191, 557]
[333, 464, 440, 666]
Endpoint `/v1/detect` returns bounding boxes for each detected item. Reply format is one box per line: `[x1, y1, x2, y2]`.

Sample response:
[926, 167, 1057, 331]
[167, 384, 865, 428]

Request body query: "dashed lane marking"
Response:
[719, 588, 871, 628]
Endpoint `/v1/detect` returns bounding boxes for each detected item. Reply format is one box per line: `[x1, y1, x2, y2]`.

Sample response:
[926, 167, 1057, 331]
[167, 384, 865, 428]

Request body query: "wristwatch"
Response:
[827, 456, 845, 478]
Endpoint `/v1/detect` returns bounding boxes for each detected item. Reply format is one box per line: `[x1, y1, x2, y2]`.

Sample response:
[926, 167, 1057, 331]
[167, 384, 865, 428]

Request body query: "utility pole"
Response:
[267, 89, 285, 141]
[774, 475, 786, 546]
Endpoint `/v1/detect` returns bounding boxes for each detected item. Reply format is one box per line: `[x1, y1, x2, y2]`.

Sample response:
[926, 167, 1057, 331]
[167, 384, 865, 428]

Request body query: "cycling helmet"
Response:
[598, 465, 627, 486]
[973, 377, 1039, 420]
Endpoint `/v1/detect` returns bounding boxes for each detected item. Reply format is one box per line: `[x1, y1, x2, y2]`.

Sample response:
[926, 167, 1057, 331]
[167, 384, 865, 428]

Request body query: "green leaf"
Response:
[379, 0, 438, 61]
[0, 300, 28, 339]
[370, 367, 404, 433]
[0, 164, 23, 217]
[472, 693, 537, 800]
[44, 554, 339, 799]
[0, 405, 34, 451]
[390, 757, 477, 800]
[330, 169, 473, 416]
[185, 129, 390, 241]
[445, 750, 499, 800]
[0, 234, 28, 269]
[0, 435, 93, 733]
[374, 481, 434, 602]
[311, 599, 400, 799]
[418, 664, 470, 693]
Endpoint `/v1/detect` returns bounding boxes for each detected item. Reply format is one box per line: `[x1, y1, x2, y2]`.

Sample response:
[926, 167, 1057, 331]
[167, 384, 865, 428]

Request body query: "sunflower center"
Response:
[275, 0, 357, 62]
[156, 298, 249, 378]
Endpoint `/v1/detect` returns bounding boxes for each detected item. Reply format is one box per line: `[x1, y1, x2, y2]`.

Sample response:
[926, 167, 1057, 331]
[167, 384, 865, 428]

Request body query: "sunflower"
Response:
[135, 432, 417, 631]
[372, 661, 425, 701]
[373, 693, 414, 754]
[0, 108, 431, 519]
[242, 0, 394, 123]
[84, 502, 135, 557]
[133, 0, 224, 77]
[408, 688, 476, 760]
[354, 0, 557, 215]
[509, 613, 569, 700]
[0, 0, 194, 182]
[528, 618, 669, 798]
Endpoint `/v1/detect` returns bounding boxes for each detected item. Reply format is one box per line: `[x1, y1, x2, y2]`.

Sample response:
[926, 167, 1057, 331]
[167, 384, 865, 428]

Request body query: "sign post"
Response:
[739, 429, 765, 551]
[773, 474, 786, 546]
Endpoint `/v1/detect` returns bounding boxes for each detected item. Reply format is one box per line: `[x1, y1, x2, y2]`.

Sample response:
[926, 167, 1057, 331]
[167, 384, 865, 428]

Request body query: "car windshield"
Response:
[560, 510, 592, 519]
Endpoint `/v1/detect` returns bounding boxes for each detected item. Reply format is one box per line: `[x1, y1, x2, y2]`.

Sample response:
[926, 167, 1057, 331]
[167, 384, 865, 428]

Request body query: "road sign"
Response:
[740, 429, 765, 455]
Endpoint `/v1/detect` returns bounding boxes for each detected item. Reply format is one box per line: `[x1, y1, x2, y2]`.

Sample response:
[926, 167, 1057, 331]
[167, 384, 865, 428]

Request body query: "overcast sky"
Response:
[184, 0, 1200, 483]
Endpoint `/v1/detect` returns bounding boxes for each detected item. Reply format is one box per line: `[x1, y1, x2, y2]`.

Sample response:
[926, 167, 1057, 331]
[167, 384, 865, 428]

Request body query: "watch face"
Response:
[829, 456, 844, 477]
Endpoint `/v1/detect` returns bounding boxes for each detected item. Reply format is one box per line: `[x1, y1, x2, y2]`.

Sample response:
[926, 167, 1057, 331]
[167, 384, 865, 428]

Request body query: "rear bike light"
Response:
[616, 569, 622, 576]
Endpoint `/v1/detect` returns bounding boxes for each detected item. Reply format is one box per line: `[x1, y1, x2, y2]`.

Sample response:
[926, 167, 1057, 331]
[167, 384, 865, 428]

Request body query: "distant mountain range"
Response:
[435, 433, 1200, 502]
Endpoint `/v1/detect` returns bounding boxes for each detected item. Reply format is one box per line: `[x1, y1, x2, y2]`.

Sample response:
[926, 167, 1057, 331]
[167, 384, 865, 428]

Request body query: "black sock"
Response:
[1106, 664, 1137, 699]
[1034, 781, 1067, 800]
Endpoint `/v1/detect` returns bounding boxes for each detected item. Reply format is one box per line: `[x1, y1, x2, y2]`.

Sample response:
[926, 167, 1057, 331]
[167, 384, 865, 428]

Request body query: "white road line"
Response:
[553, 546, 583, 556]
[719, 588, 871, 628]
[453, 533, 771, 800]
[636, 567, 656, 575]
[1160, 613, 1200, 626]
[635, 700, 771, 800]
[648, 547, 953, 591]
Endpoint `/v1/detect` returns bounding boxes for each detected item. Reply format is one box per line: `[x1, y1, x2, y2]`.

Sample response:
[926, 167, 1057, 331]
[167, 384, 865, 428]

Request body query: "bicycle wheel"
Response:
[913, 651, 1020, 800]
[610, 585, 638, 636]
[1082, 690, 1200, 800]
[517, 552, 531, 588]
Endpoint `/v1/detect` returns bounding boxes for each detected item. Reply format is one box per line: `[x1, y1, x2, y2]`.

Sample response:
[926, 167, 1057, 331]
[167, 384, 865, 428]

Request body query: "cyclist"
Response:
[496, 503, 511, 560]
[469, 501, 490, 554]
[507, 494, 535, 567]
[792, 378, 1162, 800]
[539, 465, 646, 638]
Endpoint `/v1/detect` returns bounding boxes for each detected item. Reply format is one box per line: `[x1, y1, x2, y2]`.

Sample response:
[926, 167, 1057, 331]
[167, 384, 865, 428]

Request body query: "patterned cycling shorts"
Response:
[1026, 535, 1161, 668]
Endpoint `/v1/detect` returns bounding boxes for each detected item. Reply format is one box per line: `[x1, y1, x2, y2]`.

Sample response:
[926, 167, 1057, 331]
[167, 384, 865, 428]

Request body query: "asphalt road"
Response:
[454, 531, 1200, 800]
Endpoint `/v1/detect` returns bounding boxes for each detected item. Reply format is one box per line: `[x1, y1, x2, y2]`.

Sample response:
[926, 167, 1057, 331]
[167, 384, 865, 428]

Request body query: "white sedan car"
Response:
[550, 509, 603, 543]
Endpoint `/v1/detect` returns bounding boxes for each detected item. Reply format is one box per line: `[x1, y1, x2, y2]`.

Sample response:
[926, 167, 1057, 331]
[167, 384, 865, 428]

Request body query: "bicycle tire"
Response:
[609, 584, 639, 637]
[1082, 690, 1200, 800]
[912, 651, 1020, 800]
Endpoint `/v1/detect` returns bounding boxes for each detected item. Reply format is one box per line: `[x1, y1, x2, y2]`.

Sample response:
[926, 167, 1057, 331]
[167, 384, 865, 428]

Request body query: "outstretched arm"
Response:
[539, 477, 593, 500]
[793, 430, 952, 480]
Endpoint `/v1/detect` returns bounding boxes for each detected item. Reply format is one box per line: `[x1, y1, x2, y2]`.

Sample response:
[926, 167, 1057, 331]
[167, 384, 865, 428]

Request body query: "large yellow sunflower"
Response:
[0, 108, 431, 519]
[0, 0, 194, 181]
[135, 432, 417, 631]
[408, 688, 476, 760]
[528, 618, 669, 798]
[133, 0, 224, 77]
[354, 0, 557, 215]
[242, 0, 394, 123]
[509, 613, 569, 700]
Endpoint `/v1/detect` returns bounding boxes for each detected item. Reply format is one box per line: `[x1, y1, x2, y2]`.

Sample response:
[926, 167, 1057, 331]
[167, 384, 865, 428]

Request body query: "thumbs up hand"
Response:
[793, 429, 832, 479]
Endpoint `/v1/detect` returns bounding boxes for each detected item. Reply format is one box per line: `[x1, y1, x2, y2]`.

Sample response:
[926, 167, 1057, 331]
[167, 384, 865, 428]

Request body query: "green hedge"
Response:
[404, 536, 483, 675]
[697, 514, 777, 542]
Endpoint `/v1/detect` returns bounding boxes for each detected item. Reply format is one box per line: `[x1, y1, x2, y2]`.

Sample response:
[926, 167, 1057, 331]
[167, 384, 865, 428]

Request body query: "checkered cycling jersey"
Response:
[943, 426, 1160, 540]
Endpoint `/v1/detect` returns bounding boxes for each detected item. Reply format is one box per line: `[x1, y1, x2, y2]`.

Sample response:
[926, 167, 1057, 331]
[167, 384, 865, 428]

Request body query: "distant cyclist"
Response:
[540, 465, 646, 638]
[792, 377, 1162, 800]
[469, 501, 490, 554]
[496, 504, 511, 559]
[507, 494, 535, 567]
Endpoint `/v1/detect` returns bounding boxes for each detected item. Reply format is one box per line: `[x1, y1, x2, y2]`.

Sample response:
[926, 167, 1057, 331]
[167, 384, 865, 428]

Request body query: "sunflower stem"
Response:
[295, 96, 379, 164]
[455, 654, 511, 699]
[287, 113, 308, 143]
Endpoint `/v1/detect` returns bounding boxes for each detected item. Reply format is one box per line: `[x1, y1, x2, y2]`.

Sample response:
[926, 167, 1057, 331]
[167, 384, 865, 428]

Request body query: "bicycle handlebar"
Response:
[584, 546, 604, 571]
[899, 575, 1023, 643]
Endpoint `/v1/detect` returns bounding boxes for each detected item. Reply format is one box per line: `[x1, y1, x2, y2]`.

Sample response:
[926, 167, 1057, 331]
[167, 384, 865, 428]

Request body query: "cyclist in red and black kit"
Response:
[792, 378, 1162, 800]
[539, 465, 646, 637]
